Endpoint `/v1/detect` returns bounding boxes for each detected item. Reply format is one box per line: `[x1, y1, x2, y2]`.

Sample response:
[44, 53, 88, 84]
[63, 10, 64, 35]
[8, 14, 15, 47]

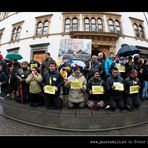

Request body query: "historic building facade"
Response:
[0, 12, 148, 62]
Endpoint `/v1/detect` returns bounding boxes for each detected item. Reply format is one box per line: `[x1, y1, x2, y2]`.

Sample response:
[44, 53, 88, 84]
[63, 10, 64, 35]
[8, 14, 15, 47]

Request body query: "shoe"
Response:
[105, 105, 110, 110]
[125, 105, 132, 111]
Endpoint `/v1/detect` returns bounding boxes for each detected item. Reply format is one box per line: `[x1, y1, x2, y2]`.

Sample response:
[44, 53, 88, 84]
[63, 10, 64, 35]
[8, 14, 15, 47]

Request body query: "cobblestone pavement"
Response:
[0, 96, 148, 135]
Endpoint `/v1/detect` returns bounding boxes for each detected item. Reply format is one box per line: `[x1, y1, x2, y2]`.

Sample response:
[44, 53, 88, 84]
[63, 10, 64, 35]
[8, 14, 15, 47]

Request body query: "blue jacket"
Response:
[104, 57, 113, 76]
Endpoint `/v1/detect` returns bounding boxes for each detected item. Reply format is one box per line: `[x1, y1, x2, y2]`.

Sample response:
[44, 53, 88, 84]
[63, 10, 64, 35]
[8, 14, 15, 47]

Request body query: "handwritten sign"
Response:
[44, 85, 55, 94]
[70, 80, 83, 89]
[92, 86, 104, 94]
[117, 65, 125, 72]
[113, 82, 124, 91]
[130, 85, 140, 94]
[30, 64, 38, 69]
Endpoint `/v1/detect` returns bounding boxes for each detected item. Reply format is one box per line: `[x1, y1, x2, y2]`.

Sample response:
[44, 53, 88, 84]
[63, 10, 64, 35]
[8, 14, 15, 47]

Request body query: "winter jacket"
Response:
[26, 73, 42, 94]
[142, 65, 148, 81]
[42, 69, 64, 94]
[87, 77, 105, 101]
[124, 77, 141, 96]
[65, 73, 87, 103]
[106, 75, 124, 97]
[104, 57, 113, 77]
[40, 58, 53, 75]
[87, 61, 103, 80]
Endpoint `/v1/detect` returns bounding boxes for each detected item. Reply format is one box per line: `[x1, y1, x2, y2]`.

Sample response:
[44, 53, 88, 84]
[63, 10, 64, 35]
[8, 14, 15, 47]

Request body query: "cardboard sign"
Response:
[44, 85, 55, 94]
[30, 64, 38, 69]
[130, 85, 139, 94]
[117, 65, 125, 72]
[92, 86, 104, 94]
[113, 82, 124, 91]
[70, 80, 83, 89]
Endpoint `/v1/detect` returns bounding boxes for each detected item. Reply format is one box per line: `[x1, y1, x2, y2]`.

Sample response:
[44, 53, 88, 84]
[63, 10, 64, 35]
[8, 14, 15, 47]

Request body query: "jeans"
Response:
[142, 80, 148, 98]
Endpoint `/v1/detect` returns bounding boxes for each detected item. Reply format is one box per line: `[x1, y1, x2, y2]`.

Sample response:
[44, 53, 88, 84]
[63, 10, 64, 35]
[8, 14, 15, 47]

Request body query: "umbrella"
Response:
[71, 60, 86, 69]
[6, 53, 23, 60]
[3, 58, 12, 63]
[117, 44, 140, 57]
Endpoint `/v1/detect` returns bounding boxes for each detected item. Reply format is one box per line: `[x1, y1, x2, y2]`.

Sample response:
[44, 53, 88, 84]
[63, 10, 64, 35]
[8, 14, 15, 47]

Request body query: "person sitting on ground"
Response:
[42, 60, 63, 110]
[65, 66, 87, 109]
[87, 70, 105, 110]
[106, 67, 125, 111]
[124, 69, 141, 111]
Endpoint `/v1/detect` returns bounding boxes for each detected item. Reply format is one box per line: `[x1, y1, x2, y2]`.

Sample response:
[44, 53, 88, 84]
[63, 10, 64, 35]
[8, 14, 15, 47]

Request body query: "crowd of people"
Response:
[0, 51, 148, 111]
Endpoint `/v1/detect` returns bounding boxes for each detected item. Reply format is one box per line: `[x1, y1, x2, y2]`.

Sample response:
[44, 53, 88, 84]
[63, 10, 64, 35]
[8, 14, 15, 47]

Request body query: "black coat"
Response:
[106, 75, 124, 97]
[6, 72, 18, 92]
[87, 77, 105, 101]
[142, 65, 148, 81]
[124, 77, 141, 96]
[42, 69, 64, 96]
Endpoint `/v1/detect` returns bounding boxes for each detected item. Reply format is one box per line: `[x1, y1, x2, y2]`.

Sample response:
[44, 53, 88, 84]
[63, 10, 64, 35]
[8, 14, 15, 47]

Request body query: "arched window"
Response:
[11, 28, 17, 41]
[65, 18, 71, 32]
[115, 20, 121, 33]
[108, 19, 115, 32]
[91, 18, 96, 31]
[97, 18, 103, 32]
[133, 23, 139, 37]
[72, 18, 78, 31]
[43, 20, 48, 34]
[139, 25, 145, 38]
[16, 27, 21, 40]
[36, 21, 43, 35]
[84, 17, 90, 31]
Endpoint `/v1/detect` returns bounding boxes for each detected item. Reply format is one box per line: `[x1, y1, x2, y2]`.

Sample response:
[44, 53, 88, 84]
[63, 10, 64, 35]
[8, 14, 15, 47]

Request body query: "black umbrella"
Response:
[117, 44, 140, 57]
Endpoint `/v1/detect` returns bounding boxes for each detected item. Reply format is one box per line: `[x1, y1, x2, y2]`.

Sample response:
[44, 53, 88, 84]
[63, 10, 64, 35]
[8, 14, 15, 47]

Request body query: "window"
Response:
[139, 25, 145, 39]
[85, 18, 90, 31]
[11, 21, 24, 41]
[133, 23, 140, 37]
[97, 18, 103, 32]
[130, 17, 145, 39]
[36, 21, 43, 35]
[65, 18, 71, 32]
[35, 14, 52, 37]
[91, 18, 96, 31]
[108, 19, 115, 32]
[43, 20, 49, 34]
[16, 27, 21, 40]
[72, 18, 78, 31]
[11, 28, 17, 41]
[7, 47, 19, 54]
[0, 29, 4, 44]
[115, 20, 121, 33]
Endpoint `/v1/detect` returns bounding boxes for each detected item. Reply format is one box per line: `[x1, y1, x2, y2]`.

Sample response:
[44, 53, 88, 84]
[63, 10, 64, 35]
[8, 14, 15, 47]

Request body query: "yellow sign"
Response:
[130, 85, 140, 94]
[92, 86, 104, 94]
[70, 80, 83, 89]
[30, 64, 38, 69]
[117, 65, 125, 72]
[44, 85, 55, 94]
[113, 82, 124, 91]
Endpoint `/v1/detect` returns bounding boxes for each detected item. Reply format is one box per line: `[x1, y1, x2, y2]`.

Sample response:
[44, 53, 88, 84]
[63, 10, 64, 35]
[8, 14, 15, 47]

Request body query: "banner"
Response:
[58, 38, 92, 62]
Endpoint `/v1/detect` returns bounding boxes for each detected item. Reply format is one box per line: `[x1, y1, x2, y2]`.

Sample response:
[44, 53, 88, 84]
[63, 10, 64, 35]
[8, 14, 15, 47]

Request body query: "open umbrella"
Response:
[6, 53, 23, 60]
[71, 60, 86, 69]
[117, 44, 140, 57]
